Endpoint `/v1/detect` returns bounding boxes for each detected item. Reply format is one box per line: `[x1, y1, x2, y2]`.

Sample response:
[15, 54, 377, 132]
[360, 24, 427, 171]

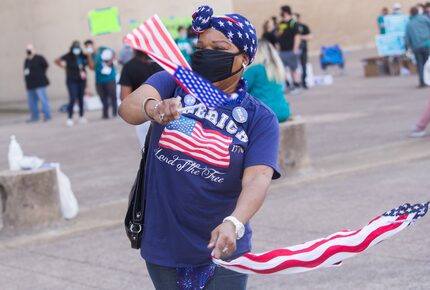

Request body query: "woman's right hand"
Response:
[147, 97, 182, 125]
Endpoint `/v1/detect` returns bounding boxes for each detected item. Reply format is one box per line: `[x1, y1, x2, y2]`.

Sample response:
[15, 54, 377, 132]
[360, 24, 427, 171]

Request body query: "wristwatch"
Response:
[223, 216, 245, 240]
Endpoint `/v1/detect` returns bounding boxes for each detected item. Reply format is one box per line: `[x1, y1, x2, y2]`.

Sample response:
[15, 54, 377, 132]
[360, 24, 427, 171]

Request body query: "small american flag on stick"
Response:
[213, 202, 429, 274]
[123, 15, 230, 109]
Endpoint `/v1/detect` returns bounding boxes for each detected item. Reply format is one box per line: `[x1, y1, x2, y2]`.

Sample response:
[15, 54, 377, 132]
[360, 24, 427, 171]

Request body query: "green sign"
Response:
[162, 17, 192, 39]
[88, 7, 121, 36]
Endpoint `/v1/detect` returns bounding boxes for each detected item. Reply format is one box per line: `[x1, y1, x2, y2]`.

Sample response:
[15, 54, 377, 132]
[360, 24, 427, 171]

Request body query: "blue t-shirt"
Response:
[141, 71, 281, 267]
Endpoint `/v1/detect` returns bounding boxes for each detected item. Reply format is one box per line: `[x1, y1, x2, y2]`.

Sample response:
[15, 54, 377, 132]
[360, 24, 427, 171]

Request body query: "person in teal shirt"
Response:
[243, 39, 291, 122]
[85, 40, 118, 119]
[175, 26, 194, 64]
[377, 7, 389, 34]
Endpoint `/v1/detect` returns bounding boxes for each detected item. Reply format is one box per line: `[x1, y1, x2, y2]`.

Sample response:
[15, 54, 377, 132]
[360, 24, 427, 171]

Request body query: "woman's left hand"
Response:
[208, 221, 237, 259]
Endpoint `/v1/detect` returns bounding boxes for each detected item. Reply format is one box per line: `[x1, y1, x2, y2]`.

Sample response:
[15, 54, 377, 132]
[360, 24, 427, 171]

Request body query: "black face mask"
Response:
[191, 49, 243, 83]
[26, 49, 32, 56]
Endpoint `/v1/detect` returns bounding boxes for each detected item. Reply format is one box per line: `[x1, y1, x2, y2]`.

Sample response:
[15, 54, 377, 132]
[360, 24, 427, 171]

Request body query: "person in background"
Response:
[55, 41, 88, 127]
[293, 13, 312, 89]
[119, 50, 162, 147]
[277, 5, 301, 93]
[175, 26, 194, 63]
[378, 7, 389, 34]
[392, 3, 404, 15]
[405, 6, 430, 88]
[84, 40, 118, 119]
[425, 2, 430, 16]
[262, 17, 278, 46]
[243, 39, 290, 122]
[187, 24, 199, 49]
[118, 43, 134, 66]
[24, 44, 52, 122]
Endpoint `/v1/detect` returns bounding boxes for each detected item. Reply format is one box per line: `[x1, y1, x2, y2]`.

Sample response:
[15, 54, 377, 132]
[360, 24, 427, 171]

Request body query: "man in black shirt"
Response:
[24, 44, 52, 122]
[119, 50, 162, 147]
[294, 13, 312, 89]
[277, 5, 301, 92]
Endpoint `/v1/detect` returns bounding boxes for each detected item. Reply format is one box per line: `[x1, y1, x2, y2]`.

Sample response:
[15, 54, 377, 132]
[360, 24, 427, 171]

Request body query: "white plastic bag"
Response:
[424, 56, 430, 85]
[53, 163, 79, 219]
[8, 135, 23, 171]
[19, 156, 44, 170]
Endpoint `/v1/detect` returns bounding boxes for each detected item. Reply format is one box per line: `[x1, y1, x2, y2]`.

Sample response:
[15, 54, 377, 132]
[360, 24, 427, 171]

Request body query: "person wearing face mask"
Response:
[84, 39, 118, 119]
[55, 41, 88, 127]
[277, 5, 302, 93]
[23, 44, 52, 122]
[120, 5, 280, 290]
[175, 26, 194, 63]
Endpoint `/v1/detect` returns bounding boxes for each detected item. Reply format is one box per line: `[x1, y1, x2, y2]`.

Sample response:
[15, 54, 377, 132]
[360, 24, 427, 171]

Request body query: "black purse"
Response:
[124, 126, 151, 249]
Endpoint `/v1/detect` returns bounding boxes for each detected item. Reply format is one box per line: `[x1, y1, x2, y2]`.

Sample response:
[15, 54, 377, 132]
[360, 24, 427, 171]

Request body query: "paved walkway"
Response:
[0, 49, 429, 289]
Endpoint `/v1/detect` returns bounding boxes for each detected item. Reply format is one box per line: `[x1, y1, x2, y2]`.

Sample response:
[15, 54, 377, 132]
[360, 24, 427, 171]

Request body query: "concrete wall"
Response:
[0, 0, 416, 106]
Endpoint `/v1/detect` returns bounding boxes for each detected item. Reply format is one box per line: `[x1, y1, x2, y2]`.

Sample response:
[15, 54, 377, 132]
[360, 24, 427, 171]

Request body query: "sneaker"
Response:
[409, 127, 427, 138]
[66, 119, 74, 127]
[79, 117, 88, 124]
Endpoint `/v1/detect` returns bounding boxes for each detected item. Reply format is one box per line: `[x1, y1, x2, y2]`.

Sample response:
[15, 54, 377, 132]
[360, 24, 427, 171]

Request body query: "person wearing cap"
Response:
[119, 5, 280, 289]
[84, 40, 118, 119]
[392, 3, 404, 15]
[23, 44, 52, 122]
[55, 41, 88, 127]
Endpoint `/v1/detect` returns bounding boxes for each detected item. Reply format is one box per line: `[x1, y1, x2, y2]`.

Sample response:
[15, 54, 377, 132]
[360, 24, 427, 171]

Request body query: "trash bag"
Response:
[424, 57, 430, 86]
[52, 163, 79, 220]
[8, 135, 24, 171]
[19, 156, 44, 170]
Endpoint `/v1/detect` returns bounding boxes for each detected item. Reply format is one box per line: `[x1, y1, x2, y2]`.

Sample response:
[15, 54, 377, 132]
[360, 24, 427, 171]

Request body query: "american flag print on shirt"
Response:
[159, 116, 233, 168]
[213, 202, 429, 275]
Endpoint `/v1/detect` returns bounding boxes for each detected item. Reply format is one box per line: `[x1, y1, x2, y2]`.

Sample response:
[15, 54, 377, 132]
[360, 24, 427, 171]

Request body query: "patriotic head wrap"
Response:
[192, 5, 258, 64]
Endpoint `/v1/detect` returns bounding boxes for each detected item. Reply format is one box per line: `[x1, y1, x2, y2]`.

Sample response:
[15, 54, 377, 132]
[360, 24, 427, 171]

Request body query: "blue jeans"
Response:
[26, 86, 52, 121]
[413, 46, 430, 86]
[66, 79, 86, 118]
[146, 262, 248, 290]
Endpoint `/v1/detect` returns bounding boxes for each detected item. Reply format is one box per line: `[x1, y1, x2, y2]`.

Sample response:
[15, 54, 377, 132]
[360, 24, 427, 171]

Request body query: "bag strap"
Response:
[131, 123, 152, 225]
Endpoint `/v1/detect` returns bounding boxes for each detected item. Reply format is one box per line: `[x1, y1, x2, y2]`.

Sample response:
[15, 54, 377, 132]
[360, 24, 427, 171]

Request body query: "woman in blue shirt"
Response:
[119, 6, 280, 289]
[243, 39, 291, 122]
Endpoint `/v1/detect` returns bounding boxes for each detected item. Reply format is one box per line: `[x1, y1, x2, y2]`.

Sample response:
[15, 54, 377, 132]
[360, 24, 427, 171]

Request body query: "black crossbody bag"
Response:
[124, 126, 152, 249]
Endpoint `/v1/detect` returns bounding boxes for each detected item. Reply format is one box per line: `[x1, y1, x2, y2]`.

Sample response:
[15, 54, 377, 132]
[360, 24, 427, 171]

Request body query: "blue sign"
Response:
[384, 15, 408, 35]
[376, 33, 406, 56]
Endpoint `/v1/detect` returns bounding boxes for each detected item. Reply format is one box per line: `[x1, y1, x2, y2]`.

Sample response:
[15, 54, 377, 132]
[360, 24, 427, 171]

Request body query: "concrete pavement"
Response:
[0, 49, 429, 289]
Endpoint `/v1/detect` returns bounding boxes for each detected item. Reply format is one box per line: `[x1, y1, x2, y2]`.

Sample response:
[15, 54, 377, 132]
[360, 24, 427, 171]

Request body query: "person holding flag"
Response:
[119, 5, 280, 289]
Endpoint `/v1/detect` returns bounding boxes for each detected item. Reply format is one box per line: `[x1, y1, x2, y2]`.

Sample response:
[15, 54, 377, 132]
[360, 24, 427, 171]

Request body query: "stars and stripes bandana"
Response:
[192, 5, 258, 64]
[213, 202, 429, 274]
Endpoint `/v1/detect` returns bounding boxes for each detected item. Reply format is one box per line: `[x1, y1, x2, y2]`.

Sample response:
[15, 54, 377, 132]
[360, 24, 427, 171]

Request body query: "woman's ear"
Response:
[242, 53, 249, 66]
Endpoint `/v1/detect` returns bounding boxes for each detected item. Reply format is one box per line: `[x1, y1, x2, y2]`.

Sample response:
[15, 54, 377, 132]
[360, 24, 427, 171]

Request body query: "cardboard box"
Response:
[362, 57, 389, 77]
[362, 56, 416, 77]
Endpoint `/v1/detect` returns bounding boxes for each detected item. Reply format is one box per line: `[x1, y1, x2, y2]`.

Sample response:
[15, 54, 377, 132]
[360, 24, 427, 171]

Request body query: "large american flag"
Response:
[213, 202, 429, 274]
[159, 116, 232, 168]
[123, 15, 230, 109]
